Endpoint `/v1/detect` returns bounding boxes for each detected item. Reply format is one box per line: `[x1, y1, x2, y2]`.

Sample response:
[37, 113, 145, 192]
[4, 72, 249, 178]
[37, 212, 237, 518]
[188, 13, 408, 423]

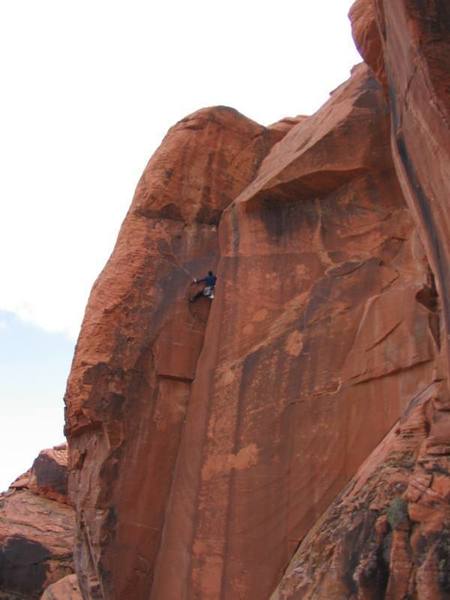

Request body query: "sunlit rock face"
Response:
[271, 380, 450, 599]
[150, 63, 438, 600]
[272, 1, 450, 598]
[64, 107, 279, 599]
[0, 446, 75, 599]
[63, 2, 450, 598]
[351, 0, 450, 379]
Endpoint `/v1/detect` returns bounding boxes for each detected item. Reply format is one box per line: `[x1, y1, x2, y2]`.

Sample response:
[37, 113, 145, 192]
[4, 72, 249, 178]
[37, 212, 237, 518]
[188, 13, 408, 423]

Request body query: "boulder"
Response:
[0, 447, 74, 599]
[41, 575, 82, 600]
[11, 444, 69, 505]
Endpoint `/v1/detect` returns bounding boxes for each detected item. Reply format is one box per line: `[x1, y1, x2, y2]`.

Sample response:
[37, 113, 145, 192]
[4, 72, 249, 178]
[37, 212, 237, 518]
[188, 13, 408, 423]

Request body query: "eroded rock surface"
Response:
[11, 444, 69, 505]
[65, 107, 279, 599]
[352, 0, 450, 378]
[272, 379, 450, 599]
[0, 447, 74, 599]
[271, 1, 450, 597]
[62, 2, 450, 598]
[150, 63, 438, 600]
[41, 574, 82, 600]
[65, 59, 444, 599]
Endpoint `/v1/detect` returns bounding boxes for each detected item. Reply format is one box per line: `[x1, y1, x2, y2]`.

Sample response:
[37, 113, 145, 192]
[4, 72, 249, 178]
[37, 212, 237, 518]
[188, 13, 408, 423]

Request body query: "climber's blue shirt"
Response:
[200, 274, 217, 287]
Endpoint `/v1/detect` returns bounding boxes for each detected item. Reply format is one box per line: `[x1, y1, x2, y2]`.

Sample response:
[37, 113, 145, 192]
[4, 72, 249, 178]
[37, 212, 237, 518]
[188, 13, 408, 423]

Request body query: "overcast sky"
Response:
[0, 0, 361, 491]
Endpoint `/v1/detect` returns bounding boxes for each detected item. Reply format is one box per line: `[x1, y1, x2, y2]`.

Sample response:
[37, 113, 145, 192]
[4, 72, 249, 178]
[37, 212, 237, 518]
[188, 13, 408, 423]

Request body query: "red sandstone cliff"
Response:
[272, 1, 450, 598]
[63, 2, 450, 599]
[0, 446, 76, 599]
[150, 63, 438, 600]
[272, 378, 450, 598]
[65, 108, 279, 599]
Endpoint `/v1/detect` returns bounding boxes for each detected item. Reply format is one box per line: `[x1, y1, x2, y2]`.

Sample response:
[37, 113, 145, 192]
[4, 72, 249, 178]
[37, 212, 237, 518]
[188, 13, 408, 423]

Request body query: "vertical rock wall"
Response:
[271, 378, 450, 599]
[272, 1, 450, 597]
[64, 107, 277, 599]
[150, 64, 438, 600]
[64, 2, 450, 598]
[352, 0, 450, 378]
[66, 61, 444, 599]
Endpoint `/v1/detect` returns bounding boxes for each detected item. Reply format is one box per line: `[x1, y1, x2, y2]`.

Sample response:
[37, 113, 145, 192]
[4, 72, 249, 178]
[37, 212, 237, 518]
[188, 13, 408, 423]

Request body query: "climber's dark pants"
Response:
[191, 289, 205, 302]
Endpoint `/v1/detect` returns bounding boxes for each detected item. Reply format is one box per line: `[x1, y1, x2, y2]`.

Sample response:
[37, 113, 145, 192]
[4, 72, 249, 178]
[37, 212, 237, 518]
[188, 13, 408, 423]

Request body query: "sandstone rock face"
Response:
[0, 447, 74, 599]
[65, 107, 278, 599]
[63, 3, 450, 598]
[150, 63, 438, 600]
[270, 2, 450, 598]
[64, 58, 444, 598]
[41, 575, 82, 600]
[11, 445, 69, 505]
[271, 379, 450, 599]
[268, 115, 308, 139]
[352, 0, 450, 379]
[349, 0, 386, 86]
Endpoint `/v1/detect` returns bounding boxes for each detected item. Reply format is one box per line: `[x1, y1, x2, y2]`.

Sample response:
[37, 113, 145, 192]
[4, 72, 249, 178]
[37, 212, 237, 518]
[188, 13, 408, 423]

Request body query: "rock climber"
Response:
[190, 270, 217, 302]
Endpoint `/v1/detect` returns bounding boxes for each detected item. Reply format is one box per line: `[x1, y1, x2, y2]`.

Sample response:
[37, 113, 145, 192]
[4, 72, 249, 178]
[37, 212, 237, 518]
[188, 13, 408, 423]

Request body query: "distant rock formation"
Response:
[62, 1, 450, 598]
[10, 444, 69, 505]
[0, 446, 75, 599]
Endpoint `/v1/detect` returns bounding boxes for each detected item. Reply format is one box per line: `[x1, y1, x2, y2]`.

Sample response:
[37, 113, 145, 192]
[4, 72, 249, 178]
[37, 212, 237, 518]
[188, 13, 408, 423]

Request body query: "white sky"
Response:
[1, 0, 360, 339]
[0, 311, 73, 491]
[0, 1, 360, 487]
